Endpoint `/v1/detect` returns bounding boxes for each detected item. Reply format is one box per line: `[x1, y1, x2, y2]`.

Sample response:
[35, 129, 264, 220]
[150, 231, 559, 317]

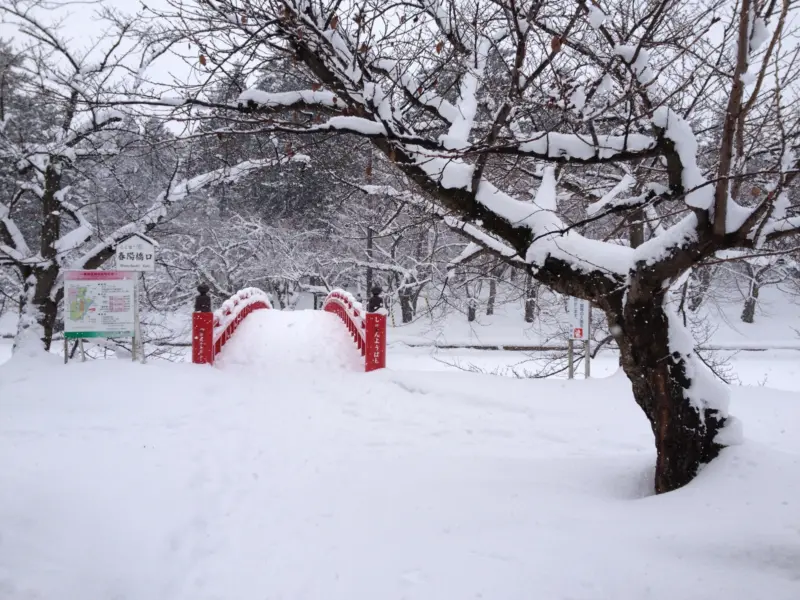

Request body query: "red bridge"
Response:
[191, 286, 387, 372]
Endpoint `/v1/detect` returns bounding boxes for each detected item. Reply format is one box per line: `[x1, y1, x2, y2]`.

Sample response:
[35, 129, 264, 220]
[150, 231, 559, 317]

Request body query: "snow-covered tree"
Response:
[0, 2, 306, 352]
[139, 0, 800, 492]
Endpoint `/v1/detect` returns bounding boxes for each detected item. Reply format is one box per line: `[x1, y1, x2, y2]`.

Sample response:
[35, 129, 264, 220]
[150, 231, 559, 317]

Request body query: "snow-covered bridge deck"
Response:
[215, 309, 365, 372]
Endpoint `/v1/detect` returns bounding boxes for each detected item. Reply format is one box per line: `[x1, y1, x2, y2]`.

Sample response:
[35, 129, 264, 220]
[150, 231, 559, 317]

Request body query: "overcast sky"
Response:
[2, 0, 194, 92]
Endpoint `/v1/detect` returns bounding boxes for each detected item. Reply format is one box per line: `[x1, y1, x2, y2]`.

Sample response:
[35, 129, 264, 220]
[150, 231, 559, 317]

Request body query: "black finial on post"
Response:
[195, 284, 212, 312]
[367, 285, 383, 313]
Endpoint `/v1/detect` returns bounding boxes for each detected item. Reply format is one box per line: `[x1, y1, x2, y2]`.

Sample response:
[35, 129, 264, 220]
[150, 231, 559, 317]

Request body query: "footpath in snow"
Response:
[1, 309, 799, 599]
[214, 308, 365, 372]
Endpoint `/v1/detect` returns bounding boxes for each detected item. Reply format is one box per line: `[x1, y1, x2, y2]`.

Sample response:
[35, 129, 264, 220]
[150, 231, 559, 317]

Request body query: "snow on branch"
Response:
[238, 89, 339, 110]
[531, 167, 558, 212]
[651, 107, 714, 209]
[517, 131, 656, 162]
[761, 214, 800, 240]
[54, 220, 93, 258]
[586, 174, 637, 216]
[0, 201, 31, 262]
[447, 242, 484, 270]
[64, 108, 125, 147]
[357, 182, 523, 263]
[440, 36, 492, 150]
[614, 45, 656, 86]
[374, 59, 459, 125]
[443, 215, 524, 263]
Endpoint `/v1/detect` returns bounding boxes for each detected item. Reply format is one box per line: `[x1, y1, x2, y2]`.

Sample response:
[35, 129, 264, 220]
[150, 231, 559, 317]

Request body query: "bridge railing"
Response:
[322, 289, 387, 372]
[191, 284, 385, 371]
[192, 285, 272, 364]
[322, 289, 366, 352]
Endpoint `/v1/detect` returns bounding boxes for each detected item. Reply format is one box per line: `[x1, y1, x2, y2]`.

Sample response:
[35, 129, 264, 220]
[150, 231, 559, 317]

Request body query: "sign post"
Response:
[365, 287, 387, 372]
[585, 304, 592, 379]
[115, 233, 157, 363]
[568, 296, 591, 379]
[568, 338, 574, 379]
[133, 278, 141, 362]
[192, 285, 214, 365]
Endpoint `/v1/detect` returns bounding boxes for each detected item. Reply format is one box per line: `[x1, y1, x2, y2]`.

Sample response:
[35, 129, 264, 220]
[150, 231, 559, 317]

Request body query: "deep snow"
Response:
[388, 286, 800, 349]
[1, 308, 799, 599]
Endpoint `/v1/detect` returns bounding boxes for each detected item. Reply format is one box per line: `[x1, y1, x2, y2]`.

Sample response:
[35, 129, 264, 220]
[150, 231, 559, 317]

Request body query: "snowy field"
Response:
[1, 310, 800, 599]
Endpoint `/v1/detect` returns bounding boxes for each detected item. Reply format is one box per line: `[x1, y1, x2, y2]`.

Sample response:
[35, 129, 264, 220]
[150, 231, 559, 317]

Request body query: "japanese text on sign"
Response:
[63, 270, 136, 339]
[569, 297, 589, 340]
[115, 235, 156, 271]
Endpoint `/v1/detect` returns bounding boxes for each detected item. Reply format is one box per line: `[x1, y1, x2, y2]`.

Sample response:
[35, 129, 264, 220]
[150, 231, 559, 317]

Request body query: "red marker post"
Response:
[365, 286, 387, 372]
[365, 312, 386, 372]
[192, 284, 214, 365]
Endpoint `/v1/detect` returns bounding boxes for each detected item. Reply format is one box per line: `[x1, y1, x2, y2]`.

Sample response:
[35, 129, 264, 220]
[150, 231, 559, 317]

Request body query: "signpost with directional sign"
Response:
[567, 296, 591, 379]
[115, 233, 156, 272]
[63, 234, 158, 364]
[114, 233, 157, 362]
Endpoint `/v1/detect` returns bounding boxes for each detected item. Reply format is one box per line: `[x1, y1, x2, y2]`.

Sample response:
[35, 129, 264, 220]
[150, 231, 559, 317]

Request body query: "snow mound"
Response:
[0, 357, 798, 599]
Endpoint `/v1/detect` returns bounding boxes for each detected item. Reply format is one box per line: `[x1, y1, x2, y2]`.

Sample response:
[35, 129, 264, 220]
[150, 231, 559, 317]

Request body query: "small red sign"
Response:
[365, 313, 387, 372]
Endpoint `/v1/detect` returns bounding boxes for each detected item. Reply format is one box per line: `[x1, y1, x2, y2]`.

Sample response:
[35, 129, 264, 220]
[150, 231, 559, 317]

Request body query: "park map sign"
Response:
[64, 271, 136, 339]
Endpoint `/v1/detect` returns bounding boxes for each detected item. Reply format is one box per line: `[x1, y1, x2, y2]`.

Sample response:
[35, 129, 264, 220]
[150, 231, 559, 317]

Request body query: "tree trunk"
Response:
[741, 275, 759, 323]
[365, 226, 374, 292]
[612, 297, 728, 494]
[524, 273, 536, 323]
[15, 266, 60, 352]
[365, 150, 374, 293]
[464, 280, 477, 322]
[467, 298, 477, 322]
[688, 266, 712, 312]
[487, 277, 497, 315]
[15, 161, 64, 353]
[629, 208, 645, 248]
[399, 292, 414, 323]
[267, 281, 285, 309]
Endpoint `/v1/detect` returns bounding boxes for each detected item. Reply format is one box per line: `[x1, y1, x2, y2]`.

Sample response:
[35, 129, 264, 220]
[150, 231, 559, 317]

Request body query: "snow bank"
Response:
[1, 349, 798, 599]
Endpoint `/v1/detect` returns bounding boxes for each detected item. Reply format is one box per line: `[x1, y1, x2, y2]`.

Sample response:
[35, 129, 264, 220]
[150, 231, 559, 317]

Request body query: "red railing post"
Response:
[365, 313, 386, 372]
[192, 286, 272, 364]
[192, 284, 214, 365]
[365, 287, 386, 372]
[322, 287, 385, 371]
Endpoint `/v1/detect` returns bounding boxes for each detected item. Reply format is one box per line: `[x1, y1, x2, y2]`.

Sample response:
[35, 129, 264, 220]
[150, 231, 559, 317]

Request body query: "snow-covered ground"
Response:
[389, 345, 800, 391]
[388, 286, 800, 349]
[1, 309, 799, 599]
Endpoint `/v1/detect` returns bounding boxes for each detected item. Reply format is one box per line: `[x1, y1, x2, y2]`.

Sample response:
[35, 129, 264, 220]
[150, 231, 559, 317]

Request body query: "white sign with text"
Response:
[568, 297, 590, 340]
[63, 270, 136, 339]
[115, 234, 156, 272]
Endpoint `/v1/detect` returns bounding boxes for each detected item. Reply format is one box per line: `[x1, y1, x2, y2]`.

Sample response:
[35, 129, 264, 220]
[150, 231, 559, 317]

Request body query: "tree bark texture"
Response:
[487, 277, 497, 315]
[15, 162, 65, 351]
[741, 280, 759, 323]
[688, 267, 712, 312]
[611, 296, 726, 493]
[738, 262, 766, 324]
[524, 273, 537, 323]
[399, 292, 414, 323]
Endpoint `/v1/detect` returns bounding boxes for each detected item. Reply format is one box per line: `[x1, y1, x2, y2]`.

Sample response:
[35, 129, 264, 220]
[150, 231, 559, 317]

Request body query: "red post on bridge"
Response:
[365, 313, 386, 371]
[365, 286, 387, 372]
[192, 284, 214, 365]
